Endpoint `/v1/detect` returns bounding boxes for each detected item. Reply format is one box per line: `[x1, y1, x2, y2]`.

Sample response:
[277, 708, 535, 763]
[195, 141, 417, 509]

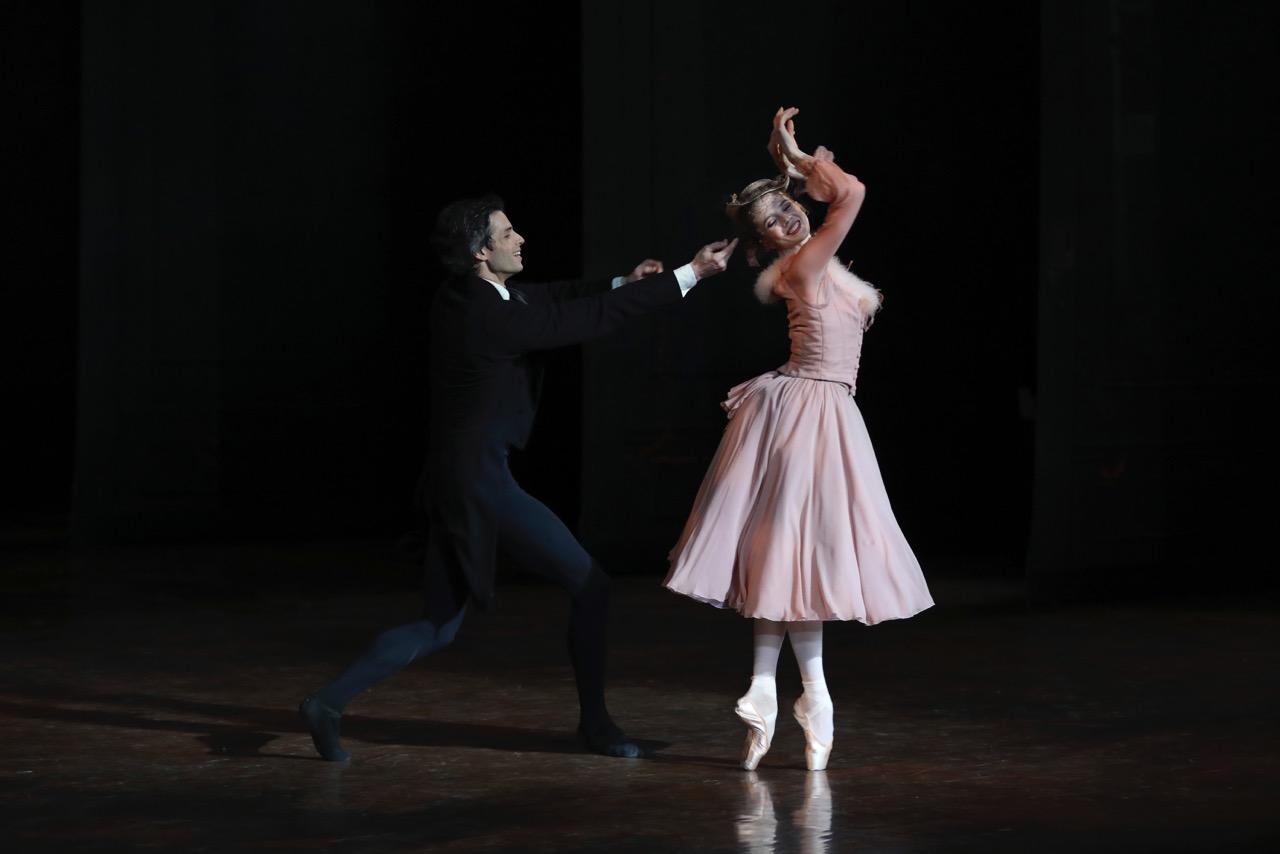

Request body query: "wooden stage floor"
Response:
[2, 541, 1277, 851]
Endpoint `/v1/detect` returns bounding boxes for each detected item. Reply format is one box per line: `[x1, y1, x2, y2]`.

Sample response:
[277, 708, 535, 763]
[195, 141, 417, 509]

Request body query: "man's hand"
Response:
[690, 238, 739, 280]
[625, 259, 665, 283]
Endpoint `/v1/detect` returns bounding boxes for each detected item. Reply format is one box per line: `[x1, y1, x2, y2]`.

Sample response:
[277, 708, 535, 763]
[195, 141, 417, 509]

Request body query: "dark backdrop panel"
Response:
[1028, 0, 1279, 596]
[580, 0, 1039, 574]
[73, 1, 583, 543]
[42, 0, 1280, 595]
[2, 3, 80, 535]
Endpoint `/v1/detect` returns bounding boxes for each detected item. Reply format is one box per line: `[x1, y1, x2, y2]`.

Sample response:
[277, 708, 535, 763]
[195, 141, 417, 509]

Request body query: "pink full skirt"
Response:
[664, 371, 934, 624]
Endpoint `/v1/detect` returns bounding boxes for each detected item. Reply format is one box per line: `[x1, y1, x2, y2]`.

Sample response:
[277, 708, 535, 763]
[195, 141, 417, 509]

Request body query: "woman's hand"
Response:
[768, 107, 811, 180]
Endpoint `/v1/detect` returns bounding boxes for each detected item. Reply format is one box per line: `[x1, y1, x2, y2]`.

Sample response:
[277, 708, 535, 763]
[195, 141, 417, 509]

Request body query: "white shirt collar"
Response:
[479, 276, 510, 301]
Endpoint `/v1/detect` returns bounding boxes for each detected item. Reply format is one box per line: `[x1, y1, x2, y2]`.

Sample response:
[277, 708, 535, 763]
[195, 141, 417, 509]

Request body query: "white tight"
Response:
[744, 619, 834, 742]
[785, 620, 827, 689]
[750, 619, 828, 686]
[751, 619, 787, 681]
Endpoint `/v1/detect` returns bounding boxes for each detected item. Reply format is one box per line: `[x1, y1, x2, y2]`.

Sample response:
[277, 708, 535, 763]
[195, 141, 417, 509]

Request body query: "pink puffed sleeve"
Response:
[784, 159, 866, 296]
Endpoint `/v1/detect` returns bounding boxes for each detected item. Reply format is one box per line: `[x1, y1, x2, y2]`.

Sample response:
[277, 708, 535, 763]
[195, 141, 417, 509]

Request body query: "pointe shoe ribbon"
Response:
[792, 696, 833, 772]
[735, 696, 778, 771]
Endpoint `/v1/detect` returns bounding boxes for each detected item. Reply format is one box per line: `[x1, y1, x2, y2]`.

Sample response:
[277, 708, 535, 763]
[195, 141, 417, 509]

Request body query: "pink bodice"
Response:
[757, 257, 881, 394]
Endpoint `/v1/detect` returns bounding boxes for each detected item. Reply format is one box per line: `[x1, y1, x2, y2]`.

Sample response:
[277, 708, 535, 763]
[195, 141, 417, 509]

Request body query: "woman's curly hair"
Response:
[724, 175, 806, 267]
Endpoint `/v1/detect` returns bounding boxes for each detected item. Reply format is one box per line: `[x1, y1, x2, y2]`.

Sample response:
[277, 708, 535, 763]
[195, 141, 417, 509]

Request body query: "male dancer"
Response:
[301, 194, 736, 758]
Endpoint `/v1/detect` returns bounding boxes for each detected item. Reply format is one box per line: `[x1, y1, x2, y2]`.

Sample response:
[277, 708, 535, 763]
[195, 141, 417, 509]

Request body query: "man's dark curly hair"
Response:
[431, 194, 505, 275]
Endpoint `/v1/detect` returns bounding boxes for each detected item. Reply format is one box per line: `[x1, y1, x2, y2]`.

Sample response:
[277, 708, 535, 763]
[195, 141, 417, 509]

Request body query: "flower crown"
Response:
[726, 174, 790, 210]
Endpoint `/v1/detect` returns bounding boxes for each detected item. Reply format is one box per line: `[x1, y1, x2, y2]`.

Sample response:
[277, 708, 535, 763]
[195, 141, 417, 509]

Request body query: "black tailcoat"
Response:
[426, 271, 683, 607]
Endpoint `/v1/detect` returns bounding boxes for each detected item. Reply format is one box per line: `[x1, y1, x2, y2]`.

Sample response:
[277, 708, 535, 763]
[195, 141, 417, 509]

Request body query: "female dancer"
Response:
[664, 108, 933, 771]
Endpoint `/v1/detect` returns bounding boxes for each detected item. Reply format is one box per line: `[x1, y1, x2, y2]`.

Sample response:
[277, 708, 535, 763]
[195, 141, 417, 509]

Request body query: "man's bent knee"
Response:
[572, 562, 611, 603]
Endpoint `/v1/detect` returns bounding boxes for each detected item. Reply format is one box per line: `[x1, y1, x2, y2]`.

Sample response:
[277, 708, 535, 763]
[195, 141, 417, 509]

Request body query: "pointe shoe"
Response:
[792, 696, 833, 771]
[735, 696, 777, 771]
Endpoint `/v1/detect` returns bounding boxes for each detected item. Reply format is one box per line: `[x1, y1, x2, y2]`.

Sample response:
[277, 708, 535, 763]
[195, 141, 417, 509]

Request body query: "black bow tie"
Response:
[507, 286, 528, 305]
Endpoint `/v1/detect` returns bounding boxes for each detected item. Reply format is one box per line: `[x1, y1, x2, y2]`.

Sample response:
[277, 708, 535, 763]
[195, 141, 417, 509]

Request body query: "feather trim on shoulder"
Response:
[830, 256, 883, 317]
[753, 258, 785, 304]
[754, 254, 884, 316]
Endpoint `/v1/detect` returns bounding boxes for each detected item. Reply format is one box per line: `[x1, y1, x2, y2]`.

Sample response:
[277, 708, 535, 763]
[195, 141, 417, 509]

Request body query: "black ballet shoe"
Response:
[578, 719, 645, 759]
[299, 695, 350, 762]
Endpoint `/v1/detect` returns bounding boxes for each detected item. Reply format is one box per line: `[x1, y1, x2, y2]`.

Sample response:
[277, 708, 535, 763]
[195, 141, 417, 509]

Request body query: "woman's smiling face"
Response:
[751, 193, 810, 251]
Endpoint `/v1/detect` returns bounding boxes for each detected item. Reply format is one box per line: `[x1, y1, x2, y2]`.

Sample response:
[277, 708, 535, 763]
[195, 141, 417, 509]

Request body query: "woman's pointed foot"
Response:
[792, 694, 833, 771]
[735, 696, 777, 771]
[299, 695, 350, 762]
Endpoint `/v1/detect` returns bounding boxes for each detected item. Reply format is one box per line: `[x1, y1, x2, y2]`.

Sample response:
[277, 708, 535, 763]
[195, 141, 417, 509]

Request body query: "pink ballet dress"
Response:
[664, 159, 933, 624]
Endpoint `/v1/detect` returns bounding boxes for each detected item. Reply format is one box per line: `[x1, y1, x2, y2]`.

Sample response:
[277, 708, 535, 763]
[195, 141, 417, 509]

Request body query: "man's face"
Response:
[475, 210, 524, 282]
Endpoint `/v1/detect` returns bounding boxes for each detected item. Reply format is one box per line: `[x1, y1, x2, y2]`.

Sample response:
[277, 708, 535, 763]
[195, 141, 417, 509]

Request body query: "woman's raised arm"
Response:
[767, 107, 866, 293]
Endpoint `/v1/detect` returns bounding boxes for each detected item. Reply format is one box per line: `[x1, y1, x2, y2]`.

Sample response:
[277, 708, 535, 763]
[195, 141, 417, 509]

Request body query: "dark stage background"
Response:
[3, 1, 1278, 598]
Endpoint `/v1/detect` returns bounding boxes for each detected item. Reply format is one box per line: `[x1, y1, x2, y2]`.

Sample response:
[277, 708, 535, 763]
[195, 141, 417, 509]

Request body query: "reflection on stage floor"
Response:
[2, 541, 1277, 851]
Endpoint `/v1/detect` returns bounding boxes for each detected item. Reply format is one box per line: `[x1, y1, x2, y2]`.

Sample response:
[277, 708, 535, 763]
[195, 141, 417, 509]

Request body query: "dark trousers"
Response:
[318, 463, 612, 724]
